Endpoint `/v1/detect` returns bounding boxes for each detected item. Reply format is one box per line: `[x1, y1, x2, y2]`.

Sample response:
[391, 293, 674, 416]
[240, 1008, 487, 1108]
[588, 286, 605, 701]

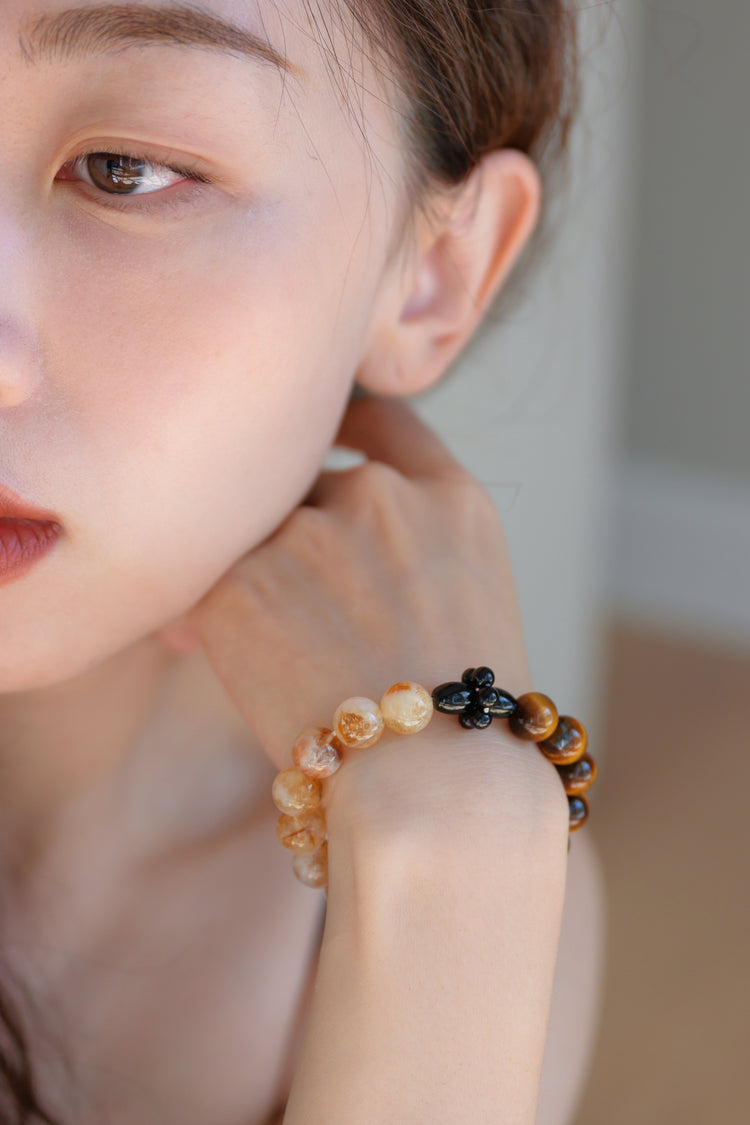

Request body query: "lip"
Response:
[0, 481, 60, 523]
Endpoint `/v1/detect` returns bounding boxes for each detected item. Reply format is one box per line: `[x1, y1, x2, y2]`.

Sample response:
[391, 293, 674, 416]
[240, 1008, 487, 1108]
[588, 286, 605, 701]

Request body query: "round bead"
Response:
[271, 767, 322, 816]
[333, 696, 384, 749]
[568, 794, 589, 832]
[556, 753, 597, 796]
[379, 681, 434, 734]
[508, 692, 559, 741]
[275, 809, 327, 854]
[538, 715, 588, 765]
[292, 841, 328, 888]
[460, 707, 492, 730]
[292, 726, 344, 779]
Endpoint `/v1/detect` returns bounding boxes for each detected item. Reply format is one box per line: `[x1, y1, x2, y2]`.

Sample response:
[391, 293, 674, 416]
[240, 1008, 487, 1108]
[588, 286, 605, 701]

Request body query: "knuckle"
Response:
[348, 458, 404, 494]
[437, 470, 495, 512]
[285, 502, 331, 545]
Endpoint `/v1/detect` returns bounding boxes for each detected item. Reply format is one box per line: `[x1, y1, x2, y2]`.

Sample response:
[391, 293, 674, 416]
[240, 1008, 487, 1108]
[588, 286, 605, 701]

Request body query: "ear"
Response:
[356, 148, 541, 396]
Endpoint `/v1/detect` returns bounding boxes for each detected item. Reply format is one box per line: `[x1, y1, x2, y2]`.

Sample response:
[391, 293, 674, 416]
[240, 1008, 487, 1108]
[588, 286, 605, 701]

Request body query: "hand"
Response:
[176, 393, 567, 858]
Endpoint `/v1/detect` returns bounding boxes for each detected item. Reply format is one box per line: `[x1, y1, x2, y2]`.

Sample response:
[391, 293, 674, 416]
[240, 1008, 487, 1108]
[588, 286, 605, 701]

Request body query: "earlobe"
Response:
[356, 148, 542, 398]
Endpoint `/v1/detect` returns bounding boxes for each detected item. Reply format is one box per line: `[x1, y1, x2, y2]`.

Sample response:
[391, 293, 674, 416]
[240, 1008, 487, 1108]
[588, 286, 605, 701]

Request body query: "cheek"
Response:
[40, 203, 372, 607]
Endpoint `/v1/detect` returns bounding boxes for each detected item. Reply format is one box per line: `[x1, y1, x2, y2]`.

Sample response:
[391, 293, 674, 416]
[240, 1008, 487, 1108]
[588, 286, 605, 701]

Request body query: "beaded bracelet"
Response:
[271, 666, 597, 891]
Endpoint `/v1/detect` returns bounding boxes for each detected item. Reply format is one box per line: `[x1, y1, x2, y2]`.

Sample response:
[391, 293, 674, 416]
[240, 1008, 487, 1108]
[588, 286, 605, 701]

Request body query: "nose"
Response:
[0, 319, 42, 407]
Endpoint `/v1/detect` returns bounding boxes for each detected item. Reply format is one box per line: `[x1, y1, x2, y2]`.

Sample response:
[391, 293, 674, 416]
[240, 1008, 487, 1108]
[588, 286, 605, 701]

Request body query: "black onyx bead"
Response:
[432, 682, 473, 714]
[488, 689, 517, 717]
[462, 666, 495, 688]
[459, 707, 492, 730]
[477, 686, 499, 709]
[434, 669, 517, 729]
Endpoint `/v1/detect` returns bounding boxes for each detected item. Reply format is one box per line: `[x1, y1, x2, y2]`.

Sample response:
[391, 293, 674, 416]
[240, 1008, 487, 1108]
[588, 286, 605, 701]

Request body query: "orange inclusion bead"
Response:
[292, 726, 343, 779]
[568, 794, 589, 832]
[292, 841, 329, 889]
[275, 809, 327, 854]
[333, 696, 384, 749]
[556, 753, 597, 796]
[538, 715, 588, 765]
[379, 681, 433, 734]
[271, 767, 322, 816]
[508, 692, 559, 741]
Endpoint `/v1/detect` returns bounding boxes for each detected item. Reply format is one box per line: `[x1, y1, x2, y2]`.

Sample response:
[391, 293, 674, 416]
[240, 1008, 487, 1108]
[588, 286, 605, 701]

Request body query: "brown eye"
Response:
[72, 152, 185, 196]
[86, 153, 149, 194]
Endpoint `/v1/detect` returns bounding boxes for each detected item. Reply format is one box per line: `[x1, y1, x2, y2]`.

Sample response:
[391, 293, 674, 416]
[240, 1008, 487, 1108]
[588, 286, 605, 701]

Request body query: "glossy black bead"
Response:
[474, 666, 495, 688]
[434, 668, 513, 730]
[475, 710, 493, 729]
[459, 707, 492, 730]
[461, 666, 495, 688]
[477, 686, 499, 709]
[488, 689, 517, 717]
[432, 682, 473, 713]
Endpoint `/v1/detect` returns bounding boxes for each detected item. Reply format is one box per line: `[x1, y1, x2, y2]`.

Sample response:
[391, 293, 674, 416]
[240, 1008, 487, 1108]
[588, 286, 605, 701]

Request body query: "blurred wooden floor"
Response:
[573, 621, 750, 1125]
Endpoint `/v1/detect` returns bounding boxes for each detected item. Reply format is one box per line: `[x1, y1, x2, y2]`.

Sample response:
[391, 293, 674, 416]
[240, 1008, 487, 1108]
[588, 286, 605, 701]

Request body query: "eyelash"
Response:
[60, 147, 215, 214]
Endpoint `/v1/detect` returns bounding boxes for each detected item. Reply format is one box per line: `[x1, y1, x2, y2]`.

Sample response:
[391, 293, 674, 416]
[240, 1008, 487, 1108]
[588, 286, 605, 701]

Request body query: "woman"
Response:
[0, 0, 605, 1122]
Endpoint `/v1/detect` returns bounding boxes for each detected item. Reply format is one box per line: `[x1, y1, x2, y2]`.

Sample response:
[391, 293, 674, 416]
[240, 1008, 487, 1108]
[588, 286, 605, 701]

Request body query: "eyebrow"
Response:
[18, 3, 300, 78]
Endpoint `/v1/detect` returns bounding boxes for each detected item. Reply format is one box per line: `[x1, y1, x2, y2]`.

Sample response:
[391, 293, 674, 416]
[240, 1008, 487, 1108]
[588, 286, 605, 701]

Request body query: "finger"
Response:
[301, 465, 358, 508]
[333, 393, 467, 482]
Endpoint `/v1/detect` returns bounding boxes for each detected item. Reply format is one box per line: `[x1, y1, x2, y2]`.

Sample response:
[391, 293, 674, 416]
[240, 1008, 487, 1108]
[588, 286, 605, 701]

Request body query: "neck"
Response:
[0, 636, 177, 882]
[0, 634, 276, 916]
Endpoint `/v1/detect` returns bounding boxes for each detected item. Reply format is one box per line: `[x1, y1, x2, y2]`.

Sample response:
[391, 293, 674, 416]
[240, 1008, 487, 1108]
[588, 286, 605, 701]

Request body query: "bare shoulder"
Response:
[537, 831, 607, 1125]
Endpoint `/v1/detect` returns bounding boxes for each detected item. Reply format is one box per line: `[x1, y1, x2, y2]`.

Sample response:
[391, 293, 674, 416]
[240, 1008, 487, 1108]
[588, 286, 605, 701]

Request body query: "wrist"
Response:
[321, 724, 569, 930]
[272, 668, 593, 896]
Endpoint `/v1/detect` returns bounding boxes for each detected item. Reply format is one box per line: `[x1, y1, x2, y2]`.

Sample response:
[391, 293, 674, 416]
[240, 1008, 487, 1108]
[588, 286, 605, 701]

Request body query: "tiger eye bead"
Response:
[271, 767, 323, 816]
[556, 753, 597, 796]
[292, 726, 344, 779]
[379, 681, 434, 734]
[538, 715, 588, 765]
[292, 841, 328, 889]
[333, 696, 385, 749]
[568, 794, 589, 832]
[275, 809, 327, 854]
[508, 692, 559, 741]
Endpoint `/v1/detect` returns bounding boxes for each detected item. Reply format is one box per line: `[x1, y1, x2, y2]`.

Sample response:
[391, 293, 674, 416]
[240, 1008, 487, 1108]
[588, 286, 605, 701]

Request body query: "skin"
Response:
[0, 1, 605, 1122]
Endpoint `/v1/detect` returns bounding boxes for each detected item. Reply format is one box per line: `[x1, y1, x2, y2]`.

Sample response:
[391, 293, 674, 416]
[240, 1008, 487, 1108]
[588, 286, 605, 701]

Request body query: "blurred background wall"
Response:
[609, 0, 750, 650]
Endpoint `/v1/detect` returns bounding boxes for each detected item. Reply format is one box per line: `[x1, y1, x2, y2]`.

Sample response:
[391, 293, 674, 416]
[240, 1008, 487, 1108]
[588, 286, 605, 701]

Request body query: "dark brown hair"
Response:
[306, 0, 581, 326]
[1, 2, 579, 1121]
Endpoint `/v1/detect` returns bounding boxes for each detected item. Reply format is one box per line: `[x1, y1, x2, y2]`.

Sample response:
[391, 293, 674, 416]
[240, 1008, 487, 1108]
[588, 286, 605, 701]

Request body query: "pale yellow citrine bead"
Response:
[271, 767, 322, 816]
[292, 841, 329, 889]
[380, 681, 434, 734]
[275, 809, 327, 854]
[292, 726, 344, 779]
[333, 696, 384, 749]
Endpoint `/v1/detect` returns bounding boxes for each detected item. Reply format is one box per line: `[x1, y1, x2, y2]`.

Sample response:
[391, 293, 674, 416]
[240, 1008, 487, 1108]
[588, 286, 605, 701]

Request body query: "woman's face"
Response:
[0, 0, 409, 691]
